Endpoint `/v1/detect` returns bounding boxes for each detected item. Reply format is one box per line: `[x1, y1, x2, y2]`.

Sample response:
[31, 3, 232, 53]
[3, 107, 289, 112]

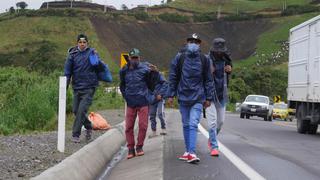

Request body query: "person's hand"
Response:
[167, 97, 174, 107]
[203, 100, 211, 109]
[149, 64, 159, 72]
[225, 65, 232, 73]
[156, 94, 162, 101]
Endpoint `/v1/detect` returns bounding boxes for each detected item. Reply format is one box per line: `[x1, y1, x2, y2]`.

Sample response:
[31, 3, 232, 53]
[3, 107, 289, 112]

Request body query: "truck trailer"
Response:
[288, 15, 320, 134]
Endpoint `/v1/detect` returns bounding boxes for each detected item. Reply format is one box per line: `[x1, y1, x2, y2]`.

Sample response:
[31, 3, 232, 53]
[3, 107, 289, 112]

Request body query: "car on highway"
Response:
[272, 102, 289, 121]
[240, 95, 273, 121]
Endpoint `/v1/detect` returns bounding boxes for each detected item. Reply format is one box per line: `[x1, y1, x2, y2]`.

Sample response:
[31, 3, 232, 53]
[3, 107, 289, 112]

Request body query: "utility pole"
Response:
[47, 2, 49, 9]
[217, 5, 221, 20]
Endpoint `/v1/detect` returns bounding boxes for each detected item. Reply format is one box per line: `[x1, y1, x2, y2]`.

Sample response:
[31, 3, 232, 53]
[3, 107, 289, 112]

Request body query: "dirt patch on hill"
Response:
[90, 18, 273, 68]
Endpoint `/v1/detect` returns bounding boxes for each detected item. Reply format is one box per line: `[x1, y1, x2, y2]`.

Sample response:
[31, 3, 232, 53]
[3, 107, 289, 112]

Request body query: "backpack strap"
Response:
[177, 53, 207, 81]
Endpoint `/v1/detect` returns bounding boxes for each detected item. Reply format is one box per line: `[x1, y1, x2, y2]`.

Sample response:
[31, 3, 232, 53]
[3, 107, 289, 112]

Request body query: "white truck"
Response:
[288, 15, 320, 134]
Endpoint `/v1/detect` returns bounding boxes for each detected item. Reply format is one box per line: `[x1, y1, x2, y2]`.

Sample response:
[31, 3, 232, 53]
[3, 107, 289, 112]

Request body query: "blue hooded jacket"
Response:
[119, 62, 162, 108]
[167, 45, 215, 106]
[64, 46, 103, 90]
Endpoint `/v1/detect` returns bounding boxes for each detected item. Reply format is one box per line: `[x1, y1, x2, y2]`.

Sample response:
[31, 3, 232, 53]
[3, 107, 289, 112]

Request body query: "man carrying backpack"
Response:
[64, 34, 111, 143]
[206, 38, 232, 157]
[120, 48, 162, 159]
[167, 33, 215, 163]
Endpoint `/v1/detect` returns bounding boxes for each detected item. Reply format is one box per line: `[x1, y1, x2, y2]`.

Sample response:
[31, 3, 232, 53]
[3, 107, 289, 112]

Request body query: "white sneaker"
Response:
[187, 153, 200, 163]
[160, 129, 167, 135]
[148, 131, 157, 138]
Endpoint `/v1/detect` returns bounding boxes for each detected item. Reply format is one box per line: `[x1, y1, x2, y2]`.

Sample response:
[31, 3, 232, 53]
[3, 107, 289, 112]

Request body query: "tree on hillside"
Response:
[121, 4, 128, 10]
[16, 1, 28, 10]
[9, 7, 15, 14]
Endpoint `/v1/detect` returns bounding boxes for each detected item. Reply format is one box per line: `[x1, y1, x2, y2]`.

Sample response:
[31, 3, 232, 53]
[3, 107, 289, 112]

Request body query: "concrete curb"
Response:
[32, 122, 126, 180]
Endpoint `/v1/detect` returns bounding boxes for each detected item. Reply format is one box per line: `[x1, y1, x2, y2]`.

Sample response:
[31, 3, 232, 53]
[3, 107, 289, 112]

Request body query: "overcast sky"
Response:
[0, 0, 165, 13]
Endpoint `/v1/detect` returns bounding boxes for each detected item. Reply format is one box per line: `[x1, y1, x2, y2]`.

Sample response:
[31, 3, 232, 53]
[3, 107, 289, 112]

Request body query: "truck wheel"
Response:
[240, 113, 244, 119]
[264, 115, 268, 121]
[297, 105, 310, 134]
[308, 124, 318, 134]
[246, 115, 250, 119]
[268, 115, 272, 121]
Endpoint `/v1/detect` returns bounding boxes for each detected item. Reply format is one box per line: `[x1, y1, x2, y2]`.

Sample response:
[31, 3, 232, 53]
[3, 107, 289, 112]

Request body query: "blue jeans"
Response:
[179, 103, 203, 154]
[207, 102, 226, 149]
[149, 100, 166, 131]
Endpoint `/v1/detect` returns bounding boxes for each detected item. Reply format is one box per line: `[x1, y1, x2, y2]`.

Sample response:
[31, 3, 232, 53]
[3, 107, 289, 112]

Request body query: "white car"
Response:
[240, 95, 273, 121]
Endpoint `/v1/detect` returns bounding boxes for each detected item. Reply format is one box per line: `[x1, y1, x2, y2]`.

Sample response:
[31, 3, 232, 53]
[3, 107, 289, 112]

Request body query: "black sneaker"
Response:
[136, 146, 144, 156]
[127, 148, 136, 159]
[85, 129, 92, 141]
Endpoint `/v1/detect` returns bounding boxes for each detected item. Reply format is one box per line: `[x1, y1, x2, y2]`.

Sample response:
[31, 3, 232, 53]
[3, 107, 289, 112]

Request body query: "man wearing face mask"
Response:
[167, 33, 215, 163]
[206, 38, 232, 157]
[119, 48, 162, 159]
[64, 34, 107, 143]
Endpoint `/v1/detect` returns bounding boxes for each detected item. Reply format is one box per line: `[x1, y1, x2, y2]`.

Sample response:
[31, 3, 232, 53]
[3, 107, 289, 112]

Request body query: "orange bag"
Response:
[88, 112, 111, 130]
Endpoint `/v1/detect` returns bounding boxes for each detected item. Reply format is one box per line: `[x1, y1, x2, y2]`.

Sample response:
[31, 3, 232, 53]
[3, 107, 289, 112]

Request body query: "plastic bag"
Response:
[88, 112, 111, 130]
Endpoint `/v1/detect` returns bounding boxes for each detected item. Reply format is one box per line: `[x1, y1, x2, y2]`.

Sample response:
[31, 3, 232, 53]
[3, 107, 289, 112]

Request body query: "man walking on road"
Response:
[206, 38, 232, 156]
[148, 72, 168, 138]
[167, 33, 215, 163]
[120, 48, 163, 159]
[64, 34, 110, 143]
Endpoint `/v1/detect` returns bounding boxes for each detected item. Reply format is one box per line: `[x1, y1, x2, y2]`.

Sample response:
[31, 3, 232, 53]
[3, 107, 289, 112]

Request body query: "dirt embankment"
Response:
[90, 18, 273, 68]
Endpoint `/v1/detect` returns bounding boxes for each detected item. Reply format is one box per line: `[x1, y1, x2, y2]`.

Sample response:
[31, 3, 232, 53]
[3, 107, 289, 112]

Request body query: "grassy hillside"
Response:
[0, 16, 118, 73]
[169, 0, 313, 13]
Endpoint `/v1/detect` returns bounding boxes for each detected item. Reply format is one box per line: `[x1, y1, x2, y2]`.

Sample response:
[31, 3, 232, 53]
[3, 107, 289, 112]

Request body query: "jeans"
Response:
[125, 106, 149, 149]
[72, 88, 95, 137]
[179, 103, 203, 154]
[149, 100, 166, 131]
[207, 102, 226, 149]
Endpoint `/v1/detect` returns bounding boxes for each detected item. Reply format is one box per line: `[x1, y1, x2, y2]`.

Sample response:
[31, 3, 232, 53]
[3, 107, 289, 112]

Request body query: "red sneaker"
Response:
[187, 153, 200, 163]
[178, 152, 189, 161]
[210, 149, 219, 156]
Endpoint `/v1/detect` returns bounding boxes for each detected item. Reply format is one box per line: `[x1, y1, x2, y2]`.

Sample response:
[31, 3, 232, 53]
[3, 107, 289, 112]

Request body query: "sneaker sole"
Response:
[187, 158, 200, 163]
[178, 157, 188, 161]
[211, 154, 219, 157]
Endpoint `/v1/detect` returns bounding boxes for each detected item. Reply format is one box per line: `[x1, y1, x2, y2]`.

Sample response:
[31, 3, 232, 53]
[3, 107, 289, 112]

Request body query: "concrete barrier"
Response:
[32, 122, 125, 180]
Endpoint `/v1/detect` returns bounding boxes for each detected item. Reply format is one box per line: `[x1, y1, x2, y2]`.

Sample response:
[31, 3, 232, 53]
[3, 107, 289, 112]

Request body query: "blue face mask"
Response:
[186, 43, 200, 53]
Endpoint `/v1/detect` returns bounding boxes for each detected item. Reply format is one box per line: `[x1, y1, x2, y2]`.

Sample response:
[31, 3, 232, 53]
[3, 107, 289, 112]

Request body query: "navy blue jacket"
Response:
[208, 52, 232, 106]
[119, 62, 162, 108]
[64, 47, 102, 90]
[167, 49, 215, 106]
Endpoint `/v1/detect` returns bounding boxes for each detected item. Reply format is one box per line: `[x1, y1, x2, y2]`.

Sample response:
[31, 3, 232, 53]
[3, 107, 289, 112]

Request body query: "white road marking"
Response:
[198, 124, 266, 180]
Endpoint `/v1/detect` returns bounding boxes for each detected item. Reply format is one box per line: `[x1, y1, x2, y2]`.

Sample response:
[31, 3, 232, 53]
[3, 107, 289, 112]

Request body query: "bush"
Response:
[224, 13, 259, 21]
[158, 13, 189, 23]
[133, 12, 149, 21]
[282, 5, 319, 16]
[193, 13, 216, 22]
[0, 67, 123, 135]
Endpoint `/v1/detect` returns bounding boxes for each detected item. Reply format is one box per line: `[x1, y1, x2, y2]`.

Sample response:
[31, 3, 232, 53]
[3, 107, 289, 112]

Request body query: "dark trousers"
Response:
[72, 88, 95, 137]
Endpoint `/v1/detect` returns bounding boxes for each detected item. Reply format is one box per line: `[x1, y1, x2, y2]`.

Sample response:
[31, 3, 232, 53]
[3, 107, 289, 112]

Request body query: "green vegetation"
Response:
[229, 13, 319, 106]
[169, 0, 313, 14]
[158, 13, 189, 23]
[0, 13, 121, 135]
[0, 67, 123, 135]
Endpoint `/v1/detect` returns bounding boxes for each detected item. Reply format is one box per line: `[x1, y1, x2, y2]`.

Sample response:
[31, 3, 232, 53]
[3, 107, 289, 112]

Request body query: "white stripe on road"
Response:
[198, 124, 266, 180]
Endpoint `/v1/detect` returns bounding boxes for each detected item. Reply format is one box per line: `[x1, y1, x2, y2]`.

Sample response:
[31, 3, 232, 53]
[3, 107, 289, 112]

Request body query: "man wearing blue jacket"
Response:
[148, 72, 168, 138]
[120, 48, 163, 159]
[167, 33, 215, 163]
[206, 38, 232, 157]
[64, 34, 109, 143]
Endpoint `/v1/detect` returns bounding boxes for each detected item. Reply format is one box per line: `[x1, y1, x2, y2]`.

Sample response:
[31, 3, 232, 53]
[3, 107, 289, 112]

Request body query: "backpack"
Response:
[176, 53, 208, 82]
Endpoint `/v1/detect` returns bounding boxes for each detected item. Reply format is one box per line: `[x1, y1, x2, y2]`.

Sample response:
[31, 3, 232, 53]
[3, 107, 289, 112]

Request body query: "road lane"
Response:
[217, 113, 320, 179]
